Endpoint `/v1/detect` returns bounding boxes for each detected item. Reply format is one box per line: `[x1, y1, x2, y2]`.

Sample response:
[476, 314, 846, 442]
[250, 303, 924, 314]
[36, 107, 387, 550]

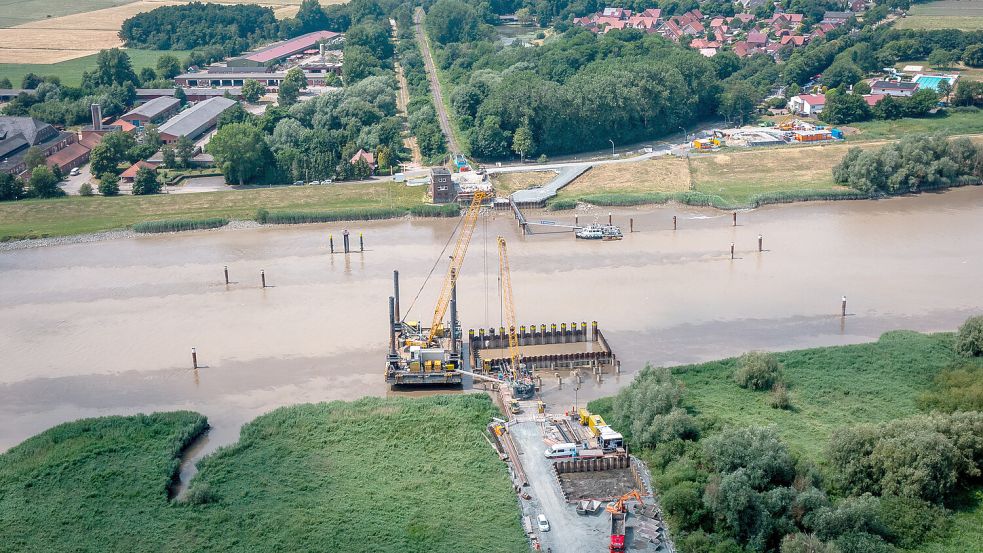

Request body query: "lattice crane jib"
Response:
[497, 236, 521, 379]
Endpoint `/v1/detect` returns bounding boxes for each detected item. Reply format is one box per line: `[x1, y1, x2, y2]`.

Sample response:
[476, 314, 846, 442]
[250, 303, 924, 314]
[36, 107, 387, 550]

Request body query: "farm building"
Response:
[788, 94, 826, 116]
[120, 97, 181, 128]
[227, 30, 342, 68]
[0, 116, 78, 177]
[158, 97, 237, 144]
[870, 80, 918, 97]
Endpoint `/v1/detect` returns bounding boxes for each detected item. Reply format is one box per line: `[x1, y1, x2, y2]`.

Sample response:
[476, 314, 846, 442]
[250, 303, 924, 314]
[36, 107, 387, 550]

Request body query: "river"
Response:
[2, 187, 983, 462]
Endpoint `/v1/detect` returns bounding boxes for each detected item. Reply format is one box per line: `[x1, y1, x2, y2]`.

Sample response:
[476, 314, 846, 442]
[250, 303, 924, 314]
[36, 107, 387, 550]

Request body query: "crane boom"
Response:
[427, 191, 486, 344]
[497, 236, 521, 378]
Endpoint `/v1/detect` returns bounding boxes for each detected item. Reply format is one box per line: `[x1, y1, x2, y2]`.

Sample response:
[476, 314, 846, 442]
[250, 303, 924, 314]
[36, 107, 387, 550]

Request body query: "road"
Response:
[413, 7, 463, 155]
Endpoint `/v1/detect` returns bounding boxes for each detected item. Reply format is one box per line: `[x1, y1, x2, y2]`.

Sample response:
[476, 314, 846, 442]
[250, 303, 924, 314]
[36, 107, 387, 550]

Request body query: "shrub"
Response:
[547, 198, 576, 210]
[918, 363, 983, 412]
[780, 533, 838, 553]
[734, 351, 783, 391]
[256, 208, 405, 224]
[408, 204, 460, 217]
[611, 365, 698, 448]
[133, 218, 229, 233]
[98, 174, 120, 196]
[702, 426, 796, 489]
[78, 183, 93, 196]
[660, 480, 707, 531]
[769, 382, 792, 410]
[955, 315, 983, 357]
[578, 192, 669, 206]
[877, 495, 949, 549]
[180, 482, 218, 505]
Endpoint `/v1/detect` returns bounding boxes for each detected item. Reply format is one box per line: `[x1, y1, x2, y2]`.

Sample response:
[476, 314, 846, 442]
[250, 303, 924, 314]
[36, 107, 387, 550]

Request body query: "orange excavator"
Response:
[608, 490, 644, 553]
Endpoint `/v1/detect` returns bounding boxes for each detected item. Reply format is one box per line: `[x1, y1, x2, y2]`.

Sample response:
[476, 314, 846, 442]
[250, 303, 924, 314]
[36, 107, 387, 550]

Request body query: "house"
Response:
[350, 149, 376, 172]
[862, 94, 886, 107]
[780, 35, 808, 47]
[850, 0, 868, 12]
[429, 167, 455, 203]
[822, 11, 853, 25]
[120, 160, 159, 183]
[870, 80, 919, 97]
[789, 93, 826, 116]
[227, 30, 342, 68]
[733, 13, 756, 25]
[158, 97, 237, 143]
[732, 41, 755, 57]
[575, 7, 662, 33]
[0, 116, 78, 177]
[747, 30, 768, 46]
[738, 0, 768, 10]
[120, 96, 181, 128]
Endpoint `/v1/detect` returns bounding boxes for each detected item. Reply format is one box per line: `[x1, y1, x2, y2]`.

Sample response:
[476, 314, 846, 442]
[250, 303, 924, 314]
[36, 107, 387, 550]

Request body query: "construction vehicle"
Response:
[509, 399, 521, 414]
[385, 192, 486, 386]
[608, 490, 644, 553]
[497, 236, 536, 400]
[578, 408, 625, 452]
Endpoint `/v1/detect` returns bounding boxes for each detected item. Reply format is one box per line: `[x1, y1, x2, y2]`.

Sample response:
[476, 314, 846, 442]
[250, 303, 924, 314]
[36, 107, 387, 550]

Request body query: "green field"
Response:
[895, 0, 983, 31]
[0, 49, 191, 88]
[851, 110, 983, 140]
[0, 180, 425, 241]
[0, 395, 526, 552]
[0, 0, 138, 28]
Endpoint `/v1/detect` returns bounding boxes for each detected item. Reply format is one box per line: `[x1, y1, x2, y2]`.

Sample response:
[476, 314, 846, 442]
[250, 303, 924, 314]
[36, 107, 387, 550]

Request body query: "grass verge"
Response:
[0, 181, 425, 241]
[0, 395, 527, 552]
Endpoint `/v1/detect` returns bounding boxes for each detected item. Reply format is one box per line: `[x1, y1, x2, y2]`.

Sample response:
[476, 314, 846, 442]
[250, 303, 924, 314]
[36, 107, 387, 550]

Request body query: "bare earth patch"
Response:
[562, 157, 691, 195]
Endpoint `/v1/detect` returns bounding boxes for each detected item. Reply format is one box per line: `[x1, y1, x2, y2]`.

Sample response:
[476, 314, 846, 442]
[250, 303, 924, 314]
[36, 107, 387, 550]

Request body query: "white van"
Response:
[544, 442, 578, 459]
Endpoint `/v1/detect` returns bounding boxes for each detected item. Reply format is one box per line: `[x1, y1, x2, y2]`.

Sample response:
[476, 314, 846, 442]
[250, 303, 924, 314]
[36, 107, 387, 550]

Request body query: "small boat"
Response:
[576, 222, 623, 240]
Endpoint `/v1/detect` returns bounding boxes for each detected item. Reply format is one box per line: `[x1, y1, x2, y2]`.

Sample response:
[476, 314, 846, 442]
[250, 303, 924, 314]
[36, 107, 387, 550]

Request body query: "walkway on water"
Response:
[509, 165, 592, 207]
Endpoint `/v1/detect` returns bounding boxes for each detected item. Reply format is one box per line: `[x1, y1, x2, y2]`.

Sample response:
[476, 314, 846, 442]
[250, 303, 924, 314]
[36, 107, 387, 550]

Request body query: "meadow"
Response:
[894, 0, 983, 31]
[0, 395, 527, 552]
[0, 49, 190, 88]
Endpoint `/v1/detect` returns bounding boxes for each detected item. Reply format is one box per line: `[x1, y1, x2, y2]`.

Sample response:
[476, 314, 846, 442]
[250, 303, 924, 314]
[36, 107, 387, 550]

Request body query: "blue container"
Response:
[831, 129, 844, 139]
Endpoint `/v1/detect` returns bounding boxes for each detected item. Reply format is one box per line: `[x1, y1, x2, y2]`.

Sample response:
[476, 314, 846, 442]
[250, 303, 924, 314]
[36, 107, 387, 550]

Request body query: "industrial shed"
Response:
[121, 96, 181, 127]
[158, 97, 237, 144]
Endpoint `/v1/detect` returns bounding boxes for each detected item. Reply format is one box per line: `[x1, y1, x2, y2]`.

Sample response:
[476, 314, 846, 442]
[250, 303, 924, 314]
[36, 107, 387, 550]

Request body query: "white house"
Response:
[789, 93, 826, 116]
[870, 80, 919, 97]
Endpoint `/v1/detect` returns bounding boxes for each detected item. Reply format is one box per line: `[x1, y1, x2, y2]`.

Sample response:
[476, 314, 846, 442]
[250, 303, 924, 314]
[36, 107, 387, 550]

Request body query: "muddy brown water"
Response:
[3, 187, 983, 473]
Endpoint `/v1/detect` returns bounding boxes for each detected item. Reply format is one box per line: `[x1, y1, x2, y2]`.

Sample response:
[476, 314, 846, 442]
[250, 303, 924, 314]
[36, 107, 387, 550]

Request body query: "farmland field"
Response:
[0, 49, 190, 88]
[0, 0, 347, 64]
[894, 0, 983, 31]
[0, 395, 527, 552]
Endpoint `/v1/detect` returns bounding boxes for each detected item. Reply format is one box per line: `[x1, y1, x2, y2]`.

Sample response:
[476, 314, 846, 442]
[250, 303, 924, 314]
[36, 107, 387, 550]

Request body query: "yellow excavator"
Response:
[385, 191, 486, 386]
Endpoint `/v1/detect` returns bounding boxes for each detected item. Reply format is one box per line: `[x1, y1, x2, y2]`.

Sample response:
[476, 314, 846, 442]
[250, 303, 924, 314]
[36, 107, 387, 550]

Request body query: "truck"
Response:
[609, 510, 627, 552]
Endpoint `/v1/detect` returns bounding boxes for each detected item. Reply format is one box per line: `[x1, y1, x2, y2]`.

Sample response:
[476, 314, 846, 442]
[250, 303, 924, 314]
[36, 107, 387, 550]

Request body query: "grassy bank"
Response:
[0, 181, 425, 240]
[893, 0, 983, 31]
[0, 49, 191, 87]
[0, 395, 526, 552]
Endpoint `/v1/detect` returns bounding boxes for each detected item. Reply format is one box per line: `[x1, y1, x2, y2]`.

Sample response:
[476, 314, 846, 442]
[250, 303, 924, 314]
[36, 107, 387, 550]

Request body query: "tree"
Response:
[98, 173, 120, 196]
[27, 165, 64, 198]
[131, 166, 161, 195]
[91, 48, 138, 87]
[0, 76, 11, 88]
[23, 146, 46, 171]
[425, 0, 481, 45]
[780, 533, 838, 553]
[89, 143, 119, 176]
[284, 67, 307, 91]
[0, 172, 24, 201]
[719, 82, 758, 126]
[241, 79, 265, 103]
[936, 80, 953, 102]
[873, 95, 903, 120]
[822, 61, 863, 88]
[174, 87, 187, 106]
[175, 135, 195, 168]
[139, 67, 157, 85]
[345, 21, 394, 60]
[156, 54, 182, 79]
[278, 79, 300, 106]
[51, 163, 64, 182]
[952, 80, 983, 107]
[964, 44, 983, 68]
[703, 426, 795, 489]
[819, 90, 871, 125]
[928, 48, 959, 70]
[21, 73, 43, 89]
[162, 145, 176, 168]
[294, 0, 329, 34]
[852, 81, 871, 95]
[955, 315, 983, 357]
[78, 182, 93, 196]
[512, 123, 534, 162]
[207, 122, 271, 185]
[902, 89, 938, 117]
[342, 45, 383, 82]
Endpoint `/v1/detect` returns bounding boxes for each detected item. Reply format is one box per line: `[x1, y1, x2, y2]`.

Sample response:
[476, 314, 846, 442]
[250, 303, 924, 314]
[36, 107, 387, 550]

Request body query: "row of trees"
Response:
[833, 134, 983, 195]
[394, 14, 447, 163]
[0, 167, 65, 201]
[819, 86, 939, 125]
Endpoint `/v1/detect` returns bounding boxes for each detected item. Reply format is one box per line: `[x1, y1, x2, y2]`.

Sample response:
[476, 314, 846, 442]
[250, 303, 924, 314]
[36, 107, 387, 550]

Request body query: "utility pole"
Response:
[608, 139, 615, 157]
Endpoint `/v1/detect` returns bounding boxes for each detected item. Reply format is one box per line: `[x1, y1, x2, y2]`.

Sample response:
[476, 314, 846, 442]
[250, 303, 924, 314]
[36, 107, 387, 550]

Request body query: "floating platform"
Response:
[468, 321, 618, 374]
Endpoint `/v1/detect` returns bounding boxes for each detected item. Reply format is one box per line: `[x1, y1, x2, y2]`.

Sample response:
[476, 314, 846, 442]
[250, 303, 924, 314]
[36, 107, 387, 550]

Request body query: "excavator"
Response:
[385, 191, 486, 386]
[608, 490, 644, 553]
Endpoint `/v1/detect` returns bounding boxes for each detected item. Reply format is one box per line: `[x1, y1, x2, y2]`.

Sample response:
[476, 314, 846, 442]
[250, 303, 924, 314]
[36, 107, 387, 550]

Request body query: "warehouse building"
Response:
[0, 116, 78, 177]
[158, 97, 237, 144]
[120, 96, 181, 128]
[227, 30, 341, 67]
[136, 88, 243, 103]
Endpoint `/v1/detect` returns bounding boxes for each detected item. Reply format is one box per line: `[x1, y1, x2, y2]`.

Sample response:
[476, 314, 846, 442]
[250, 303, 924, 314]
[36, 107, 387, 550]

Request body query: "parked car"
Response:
[323, 179, 333, 184]
[537, 514, 550, 532]
[70, 167, 80, 176]
[293, 180, 303, 185]
[309, 180, 321, 185]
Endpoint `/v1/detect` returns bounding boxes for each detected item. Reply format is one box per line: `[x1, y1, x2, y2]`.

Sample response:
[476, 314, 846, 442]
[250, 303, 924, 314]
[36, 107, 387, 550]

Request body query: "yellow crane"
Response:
[426, 190, 486, 344]
[497, 236, 521, 379]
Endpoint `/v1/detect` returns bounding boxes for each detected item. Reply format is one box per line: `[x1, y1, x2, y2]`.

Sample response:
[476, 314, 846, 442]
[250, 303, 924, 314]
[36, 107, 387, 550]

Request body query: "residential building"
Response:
[350, 149, 376, 173]
[862, 94, 887, 107]
[120, 160, 159, 183]
[227, 30, 342, 67]
[789, 93, 826, 115]
[0, 89, 36, 102]
[822, 11, 854, 25]
[158, 97, 237, 143]
[870, 80, 919, 97]
[120, 96, 181, 128]
[429, 167, 455, 204]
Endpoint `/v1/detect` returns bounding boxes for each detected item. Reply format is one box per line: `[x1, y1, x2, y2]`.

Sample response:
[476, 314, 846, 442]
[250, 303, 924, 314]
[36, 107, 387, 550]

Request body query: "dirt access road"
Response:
[413, 7, 463, 155]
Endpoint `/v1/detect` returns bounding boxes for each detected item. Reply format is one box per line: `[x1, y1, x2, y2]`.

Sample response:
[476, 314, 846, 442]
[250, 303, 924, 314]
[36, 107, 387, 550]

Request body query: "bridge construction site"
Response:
[381, 191, 672, 551]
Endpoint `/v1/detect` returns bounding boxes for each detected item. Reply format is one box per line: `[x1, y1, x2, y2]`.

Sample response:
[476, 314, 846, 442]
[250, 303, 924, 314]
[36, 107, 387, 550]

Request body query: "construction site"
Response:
[381, 188, 671, 551]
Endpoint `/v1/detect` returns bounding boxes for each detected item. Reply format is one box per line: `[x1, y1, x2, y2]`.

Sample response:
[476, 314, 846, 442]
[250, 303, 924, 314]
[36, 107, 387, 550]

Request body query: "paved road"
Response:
[414, 7, 463, 155]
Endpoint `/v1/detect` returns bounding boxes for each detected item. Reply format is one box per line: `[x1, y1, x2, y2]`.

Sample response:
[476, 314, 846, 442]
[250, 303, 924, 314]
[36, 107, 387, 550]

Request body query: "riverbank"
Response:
[0, 395, 526, 552]
[588, 329, 983, 553]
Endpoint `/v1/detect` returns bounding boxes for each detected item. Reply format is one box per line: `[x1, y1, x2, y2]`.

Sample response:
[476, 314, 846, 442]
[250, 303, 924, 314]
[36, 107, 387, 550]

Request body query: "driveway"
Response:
[59, 164, 93, 195]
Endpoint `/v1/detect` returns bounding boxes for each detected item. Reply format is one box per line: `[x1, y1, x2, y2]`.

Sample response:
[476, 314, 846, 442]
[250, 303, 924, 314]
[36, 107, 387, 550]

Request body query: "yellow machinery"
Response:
[606, 490, 644, 514]
[578, 408, 608, 437]
[385, 191, 486, 386]
[497, 236, 536, 399]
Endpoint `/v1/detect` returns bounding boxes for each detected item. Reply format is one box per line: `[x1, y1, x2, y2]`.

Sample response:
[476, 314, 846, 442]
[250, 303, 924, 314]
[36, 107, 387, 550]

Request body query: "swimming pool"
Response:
[913, 75, 952, 92]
